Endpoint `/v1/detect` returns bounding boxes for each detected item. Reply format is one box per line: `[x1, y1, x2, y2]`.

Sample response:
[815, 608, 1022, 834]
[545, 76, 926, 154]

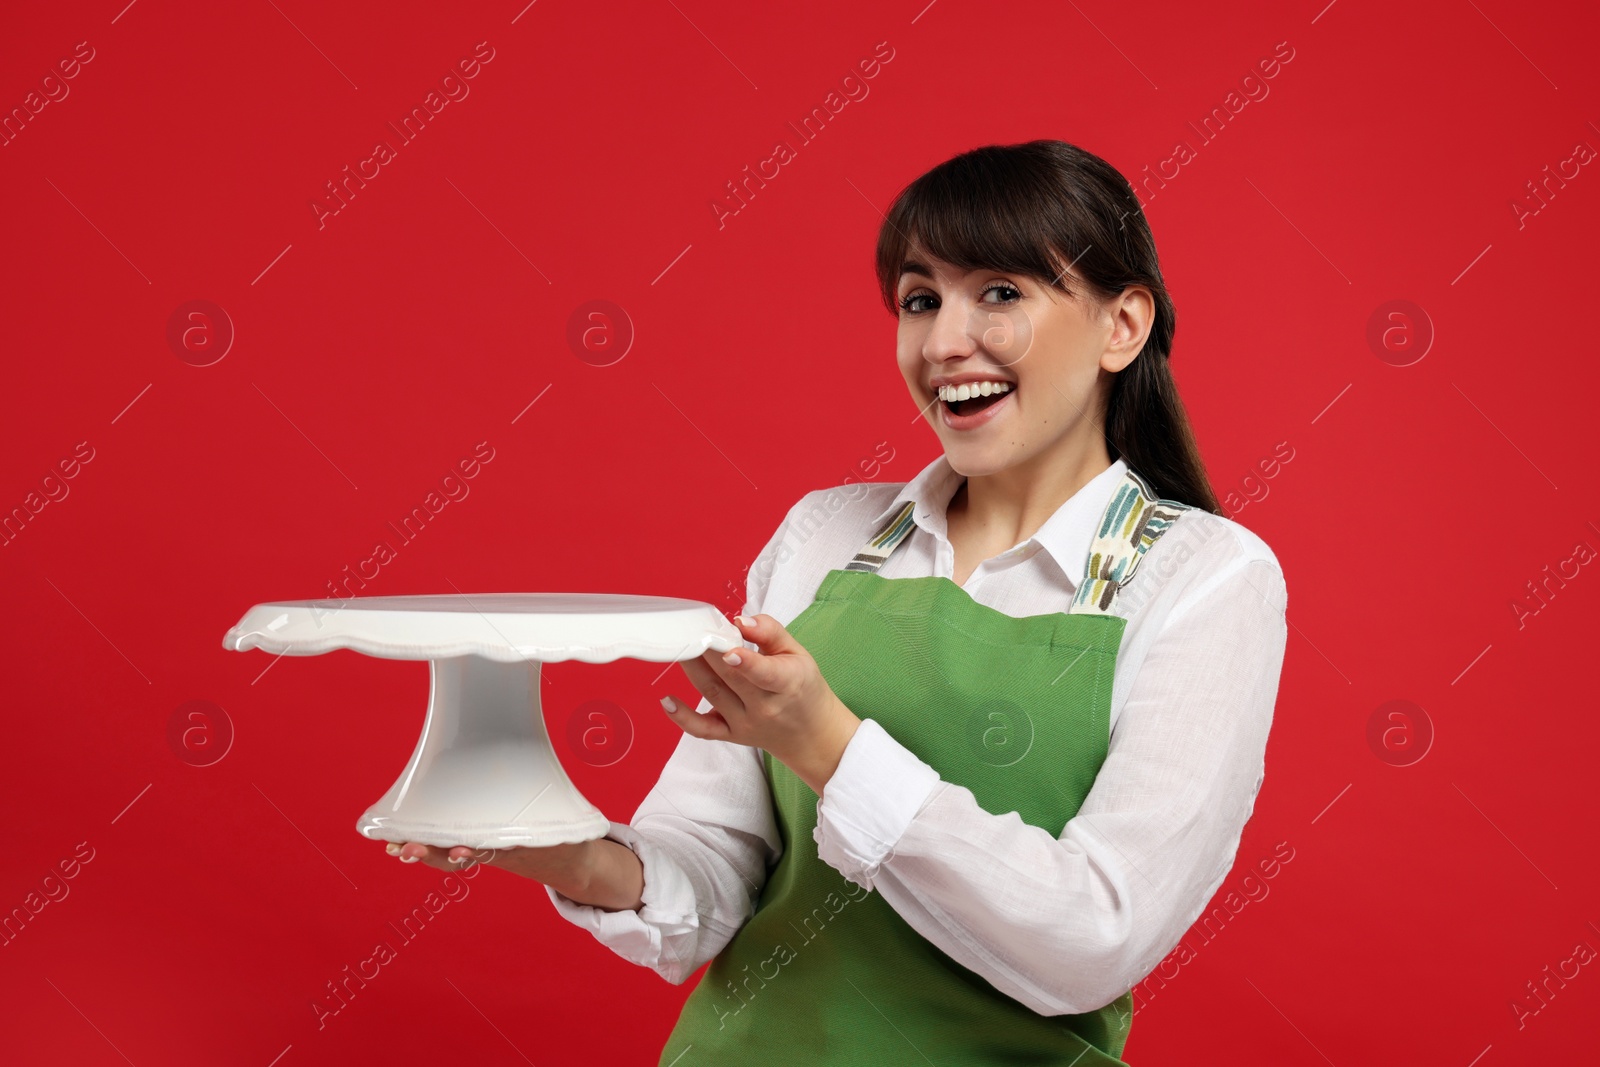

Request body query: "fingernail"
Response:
[385, 842, 401, 856]
[735, 615, 754, 628]
[660, 696, 676, 713]
[724, 651, 742, 666]
[399, 854, 419, 863]
[450, 854, 469, 864]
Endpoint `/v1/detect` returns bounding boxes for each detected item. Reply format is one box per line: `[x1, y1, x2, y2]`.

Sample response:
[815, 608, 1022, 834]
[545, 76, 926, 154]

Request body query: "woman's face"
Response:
[894, 247, 1153, 482]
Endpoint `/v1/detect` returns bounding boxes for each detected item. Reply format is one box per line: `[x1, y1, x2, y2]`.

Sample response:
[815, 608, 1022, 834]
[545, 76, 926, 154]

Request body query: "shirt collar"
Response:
[868, 453, 1130, 583]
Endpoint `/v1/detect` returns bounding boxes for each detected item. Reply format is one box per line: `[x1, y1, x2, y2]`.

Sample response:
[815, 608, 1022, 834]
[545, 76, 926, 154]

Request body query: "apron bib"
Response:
[661, 467, 1192, 1065]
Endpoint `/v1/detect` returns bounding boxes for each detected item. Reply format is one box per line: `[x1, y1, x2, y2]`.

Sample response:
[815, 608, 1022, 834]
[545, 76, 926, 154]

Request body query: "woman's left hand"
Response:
[663, 614, 862, 795]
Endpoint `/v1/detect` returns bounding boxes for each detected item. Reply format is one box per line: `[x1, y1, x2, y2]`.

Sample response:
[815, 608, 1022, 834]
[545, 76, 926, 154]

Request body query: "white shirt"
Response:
[545, 454, 1289, 1016]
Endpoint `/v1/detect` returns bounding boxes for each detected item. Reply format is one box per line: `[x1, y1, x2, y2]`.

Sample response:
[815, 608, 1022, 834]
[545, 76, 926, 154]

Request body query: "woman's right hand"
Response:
[383, 835, 647, 912]
[385, 839, 593, 889]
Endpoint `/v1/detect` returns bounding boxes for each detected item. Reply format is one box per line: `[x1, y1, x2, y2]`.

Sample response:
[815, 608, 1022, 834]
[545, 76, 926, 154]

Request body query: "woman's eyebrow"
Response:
[899, 260, 934, 278]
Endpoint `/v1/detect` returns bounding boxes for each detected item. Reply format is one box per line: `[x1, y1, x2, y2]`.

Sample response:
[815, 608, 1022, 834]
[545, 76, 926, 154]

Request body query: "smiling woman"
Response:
[388, 140, 1289, 1067]
[877, 140, 1219, 521]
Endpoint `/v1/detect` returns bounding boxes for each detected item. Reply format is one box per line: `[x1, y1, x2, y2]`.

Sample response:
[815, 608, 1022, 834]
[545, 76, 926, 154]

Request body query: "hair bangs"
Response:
[874, 150, 1081, 314]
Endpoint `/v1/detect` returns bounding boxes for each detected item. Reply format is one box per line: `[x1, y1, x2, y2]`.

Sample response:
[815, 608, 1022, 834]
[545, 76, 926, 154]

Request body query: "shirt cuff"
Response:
[543, 820, 700, 972]
[812, 718, 942, 890]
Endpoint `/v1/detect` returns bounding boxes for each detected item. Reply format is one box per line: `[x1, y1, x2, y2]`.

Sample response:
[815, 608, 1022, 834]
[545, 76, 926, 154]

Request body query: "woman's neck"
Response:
[947, 440, 1114, 557]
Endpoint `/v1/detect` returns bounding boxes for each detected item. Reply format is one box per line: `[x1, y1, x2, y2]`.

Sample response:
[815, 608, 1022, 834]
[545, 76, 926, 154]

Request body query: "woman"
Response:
[389, 139, 1289, 1065]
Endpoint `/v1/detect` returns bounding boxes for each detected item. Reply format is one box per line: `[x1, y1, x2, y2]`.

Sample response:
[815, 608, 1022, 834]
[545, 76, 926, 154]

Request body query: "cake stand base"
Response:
[355, 655, 611, 850]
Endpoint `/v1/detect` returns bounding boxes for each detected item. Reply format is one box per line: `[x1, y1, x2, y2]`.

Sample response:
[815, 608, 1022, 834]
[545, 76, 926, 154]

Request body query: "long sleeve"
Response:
[811, 537, 1289, 1015]
[544, 729, 782, 983]
[543, 502, 803, 982]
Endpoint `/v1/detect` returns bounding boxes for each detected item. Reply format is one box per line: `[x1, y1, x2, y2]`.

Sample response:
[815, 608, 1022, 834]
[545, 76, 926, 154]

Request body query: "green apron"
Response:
[661, 466, 1193, 1065]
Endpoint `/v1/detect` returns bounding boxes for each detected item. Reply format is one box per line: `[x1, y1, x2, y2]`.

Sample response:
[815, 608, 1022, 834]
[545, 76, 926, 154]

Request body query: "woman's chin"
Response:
[940, 443, 1016, 478]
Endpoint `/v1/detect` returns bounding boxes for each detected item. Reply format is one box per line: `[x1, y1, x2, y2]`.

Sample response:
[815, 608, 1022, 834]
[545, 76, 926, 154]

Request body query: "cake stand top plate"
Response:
[222, 592, 745, 663]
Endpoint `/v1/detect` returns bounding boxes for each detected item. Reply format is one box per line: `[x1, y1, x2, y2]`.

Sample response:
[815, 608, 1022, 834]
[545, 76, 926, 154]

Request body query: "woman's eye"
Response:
[981, 283, 1021, 302]
[900, 293, 936, 313]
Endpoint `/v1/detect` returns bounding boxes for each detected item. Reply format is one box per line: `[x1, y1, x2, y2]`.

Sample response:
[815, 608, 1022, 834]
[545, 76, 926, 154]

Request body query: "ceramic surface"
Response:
[222, 593, 743, 848]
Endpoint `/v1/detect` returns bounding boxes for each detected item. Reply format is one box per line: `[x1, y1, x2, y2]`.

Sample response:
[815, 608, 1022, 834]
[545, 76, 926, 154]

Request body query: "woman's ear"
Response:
[1099, 286, 1154, 373]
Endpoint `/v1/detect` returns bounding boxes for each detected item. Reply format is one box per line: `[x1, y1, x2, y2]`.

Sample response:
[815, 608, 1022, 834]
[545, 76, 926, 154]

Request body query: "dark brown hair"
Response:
[873, 139, 1222, 514]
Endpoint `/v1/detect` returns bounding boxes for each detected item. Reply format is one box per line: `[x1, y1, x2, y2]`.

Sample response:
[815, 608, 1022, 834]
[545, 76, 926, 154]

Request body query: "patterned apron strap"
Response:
[844, 500, 918, 574]
[842, 466, 1194, 610]
[1070, 466, 1193, 615]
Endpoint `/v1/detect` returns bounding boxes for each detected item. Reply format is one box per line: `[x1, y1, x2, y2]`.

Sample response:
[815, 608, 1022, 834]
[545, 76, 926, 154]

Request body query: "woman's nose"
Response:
[924, 303, 980, 361]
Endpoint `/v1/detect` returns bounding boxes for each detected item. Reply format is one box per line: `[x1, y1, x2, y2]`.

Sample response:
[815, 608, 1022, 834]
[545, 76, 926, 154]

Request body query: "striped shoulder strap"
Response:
[844, 500, 917, 574]
[1069, 467, 1193, 615]
[840, 467, 1195, 601]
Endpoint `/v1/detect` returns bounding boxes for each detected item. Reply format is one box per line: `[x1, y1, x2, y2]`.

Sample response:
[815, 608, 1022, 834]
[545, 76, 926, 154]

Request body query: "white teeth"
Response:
[938, 381, 1012, 402]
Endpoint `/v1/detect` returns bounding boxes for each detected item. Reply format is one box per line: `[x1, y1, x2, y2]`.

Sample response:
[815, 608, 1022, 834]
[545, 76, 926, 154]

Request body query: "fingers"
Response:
[736, 613, 803, 656]
[664, 615, 812, 744]
[661, 694, 733, 741]
[392, 842, 453, 870]
[386, 841, 494, 872]
[680, 652, 747, 712]
[716, 615, 797, 694]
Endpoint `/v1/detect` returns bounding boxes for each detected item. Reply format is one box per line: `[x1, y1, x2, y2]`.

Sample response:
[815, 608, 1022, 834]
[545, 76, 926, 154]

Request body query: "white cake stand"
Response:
[221, 593, 742, 849]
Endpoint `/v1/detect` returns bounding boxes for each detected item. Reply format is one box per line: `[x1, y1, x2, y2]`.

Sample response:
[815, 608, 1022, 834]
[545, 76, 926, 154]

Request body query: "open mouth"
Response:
[940, 381, 1014, 418]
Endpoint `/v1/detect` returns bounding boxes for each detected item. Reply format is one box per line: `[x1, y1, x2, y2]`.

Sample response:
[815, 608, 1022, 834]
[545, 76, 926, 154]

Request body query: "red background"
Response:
[3, 1, 1597, 1063]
